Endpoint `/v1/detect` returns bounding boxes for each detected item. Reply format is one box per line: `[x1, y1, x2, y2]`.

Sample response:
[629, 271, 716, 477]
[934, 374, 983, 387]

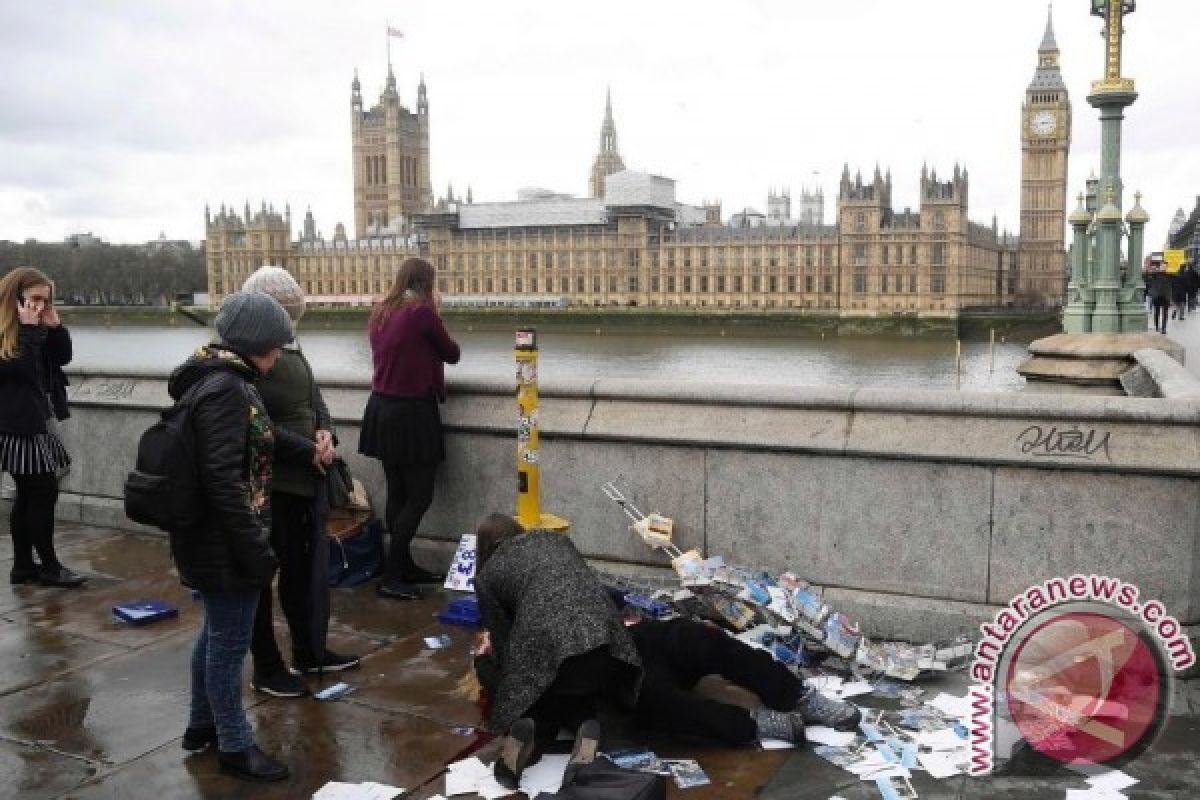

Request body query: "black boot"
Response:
[36, 565, 86, 588]
[217, 744, 290, 782]
[494, 718, 538, 789]
[182, 725, 217, 752]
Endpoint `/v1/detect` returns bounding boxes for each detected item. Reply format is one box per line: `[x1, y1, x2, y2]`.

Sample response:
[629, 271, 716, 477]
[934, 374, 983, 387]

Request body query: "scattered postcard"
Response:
[664, 759, 711, 789]
[605, 748, 671, 775]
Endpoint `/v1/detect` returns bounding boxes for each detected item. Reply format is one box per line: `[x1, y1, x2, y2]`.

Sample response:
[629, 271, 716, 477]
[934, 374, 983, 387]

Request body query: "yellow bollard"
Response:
[514, 327, 569, 532]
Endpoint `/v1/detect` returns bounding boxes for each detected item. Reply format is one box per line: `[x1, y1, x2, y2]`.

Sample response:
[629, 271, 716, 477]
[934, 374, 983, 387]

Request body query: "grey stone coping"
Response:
[1134, 348, 1200, 400]
[62, 366, 1200, 476]
[65, 365, 1200, 423]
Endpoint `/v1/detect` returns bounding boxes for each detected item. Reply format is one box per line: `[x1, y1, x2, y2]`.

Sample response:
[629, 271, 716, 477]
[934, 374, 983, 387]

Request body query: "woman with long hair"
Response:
[0, 267, 84, 587]
[359, 257, 460, 600]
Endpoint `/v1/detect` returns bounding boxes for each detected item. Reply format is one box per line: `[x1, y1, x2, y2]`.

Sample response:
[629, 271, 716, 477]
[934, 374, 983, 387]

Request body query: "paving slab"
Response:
[327, 581, 448, 641]
[0, 736, 99, 800]
[49, 531, 173, 581]
[4, 571, 199, 648]
[0, 575, 121, 619]
[343, 624, 484, 728]
[0, 618, 123, 698]
[0, 629, 263, 765]
[64, 699, 472, 800]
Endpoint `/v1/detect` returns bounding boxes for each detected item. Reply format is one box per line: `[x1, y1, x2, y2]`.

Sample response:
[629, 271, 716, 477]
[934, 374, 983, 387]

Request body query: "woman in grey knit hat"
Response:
[241, 267, 360, 697]
[170, 290, 320, 782]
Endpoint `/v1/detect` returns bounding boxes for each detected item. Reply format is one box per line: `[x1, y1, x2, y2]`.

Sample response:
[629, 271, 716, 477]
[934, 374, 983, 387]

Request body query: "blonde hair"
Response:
[0, 267, 53, 360]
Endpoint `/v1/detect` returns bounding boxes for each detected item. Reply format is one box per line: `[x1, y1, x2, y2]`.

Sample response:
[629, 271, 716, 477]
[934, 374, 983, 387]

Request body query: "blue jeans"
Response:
[189, 589, 259, 753]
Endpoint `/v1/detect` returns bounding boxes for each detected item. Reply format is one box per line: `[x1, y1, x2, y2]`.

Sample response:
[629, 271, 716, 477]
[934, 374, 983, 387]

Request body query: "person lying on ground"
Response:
[474, 611, 862, 753]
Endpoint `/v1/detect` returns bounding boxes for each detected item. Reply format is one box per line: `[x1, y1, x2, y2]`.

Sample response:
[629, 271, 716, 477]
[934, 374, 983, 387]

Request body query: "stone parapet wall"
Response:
[49, 368, 1200, 640]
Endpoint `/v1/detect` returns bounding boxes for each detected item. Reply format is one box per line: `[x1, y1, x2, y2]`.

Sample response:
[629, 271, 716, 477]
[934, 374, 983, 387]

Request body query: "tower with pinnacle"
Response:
[1017, 6, 1072, 307]
[589, 89, 626, 198]
[351, 60, 432, 237]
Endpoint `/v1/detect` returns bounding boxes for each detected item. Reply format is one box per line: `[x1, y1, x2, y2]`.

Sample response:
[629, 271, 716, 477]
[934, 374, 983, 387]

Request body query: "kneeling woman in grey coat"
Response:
[474, 514, 642, 787]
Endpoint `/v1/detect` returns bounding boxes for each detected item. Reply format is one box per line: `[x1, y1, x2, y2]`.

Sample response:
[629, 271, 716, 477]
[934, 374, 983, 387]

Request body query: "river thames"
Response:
[67, 325, 1035, 391]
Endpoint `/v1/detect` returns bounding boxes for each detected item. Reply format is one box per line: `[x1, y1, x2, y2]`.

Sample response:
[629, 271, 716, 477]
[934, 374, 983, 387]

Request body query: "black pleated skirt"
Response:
[0, 430, 71, 475]
[359, 392, 445, 466]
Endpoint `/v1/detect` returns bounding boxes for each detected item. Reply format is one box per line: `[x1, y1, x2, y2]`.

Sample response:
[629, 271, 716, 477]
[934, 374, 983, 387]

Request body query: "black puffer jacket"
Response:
[0, 324, 71, 435]
[165, 346, 315, 592]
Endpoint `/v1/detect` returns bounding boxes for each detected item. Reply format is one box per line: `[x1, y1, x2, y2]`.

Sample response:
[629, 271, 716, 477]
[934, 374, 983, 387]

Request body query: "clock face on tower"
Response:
[1031, 110, 1057, 136]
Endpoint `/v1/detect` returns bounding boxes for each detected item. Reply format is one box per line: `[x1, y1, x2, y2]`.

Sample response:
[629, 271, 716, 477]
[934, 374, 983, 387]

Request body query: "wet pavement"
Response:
[0, 524, 1198, 799]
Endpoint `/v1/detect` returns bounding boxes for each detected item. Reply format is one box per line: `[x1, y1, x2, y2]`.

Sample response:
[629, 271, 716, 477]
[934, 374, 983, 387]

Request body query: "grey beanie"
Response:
[214, 290, 294, 356]
[242, 265, 306, 323]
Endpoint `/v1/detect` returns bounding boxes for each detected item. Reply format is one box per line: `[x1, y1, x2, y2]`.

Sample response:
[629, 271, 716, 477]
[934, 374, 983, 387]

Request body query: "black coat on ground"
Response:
[0, 324, 71, 435]
[165, 346, 315, 593]
[475, 531, 643, 732]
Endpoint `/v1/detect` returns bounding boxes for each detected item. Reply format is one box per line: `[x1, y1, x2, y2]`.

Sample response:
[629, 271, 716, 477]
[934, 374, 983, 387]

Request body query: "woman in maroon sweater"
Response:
[359, 258, 461, 599]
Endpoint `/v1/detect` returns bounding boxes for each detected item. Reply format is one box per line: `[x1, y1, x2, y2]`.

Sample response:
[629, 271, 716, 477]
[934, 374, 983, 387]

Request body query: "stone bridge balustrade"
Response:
[37, 367, 1200, 643]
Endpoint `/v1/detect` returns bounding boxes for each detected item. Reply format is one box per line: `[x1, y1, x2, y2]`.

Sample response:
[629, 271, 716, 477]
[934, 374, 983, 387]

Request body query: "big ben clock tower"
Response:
[1018, 8, 1072, 306]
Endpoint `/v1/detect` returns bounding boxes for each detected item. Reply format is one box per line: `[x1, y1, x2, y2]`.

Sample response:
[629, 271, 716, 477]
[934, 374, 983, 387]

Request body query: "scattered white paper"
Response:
[858, 764, 910, 782]
[836, 681, 874, 699]
[445, 757, 497, 797]
[1085, 769, 1139, 792]
[929, 692, 972, 719]
[312, 781, 405, 800]
[759, 737, 797, 750]
[917, 750, 962, 779]
[1064, 789, 1127, 800]
[804, 726, 858, 747]
[519, 754, 569, 799]
[916, 727, 968, 751]
[805, 675, 844, 694]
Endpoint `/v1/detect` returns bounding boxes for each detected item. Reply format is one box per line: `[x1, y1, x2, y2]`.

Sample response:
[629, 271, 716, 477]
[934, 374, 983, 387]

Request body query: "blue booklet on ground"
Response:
[112, 600, 178, 626]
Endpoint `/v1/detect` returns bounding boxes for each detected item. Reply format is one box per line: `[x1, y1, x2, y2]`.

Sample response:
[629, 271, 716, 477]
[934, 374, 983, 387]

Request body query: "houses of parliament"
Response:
[205, 13, 1070, 313]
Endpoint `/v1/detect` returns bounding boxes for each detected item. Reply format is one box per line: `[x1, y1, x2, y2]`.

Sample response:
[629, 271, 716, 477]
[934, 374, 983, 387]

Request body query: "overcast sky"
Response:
[1, 0, 1195, 249]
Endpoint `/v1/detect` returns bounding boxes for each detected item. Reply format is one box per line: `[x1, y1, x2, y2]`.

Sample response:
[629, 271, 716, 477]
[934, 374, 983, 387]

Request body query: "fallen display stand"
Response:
[600, 482, 974, 681]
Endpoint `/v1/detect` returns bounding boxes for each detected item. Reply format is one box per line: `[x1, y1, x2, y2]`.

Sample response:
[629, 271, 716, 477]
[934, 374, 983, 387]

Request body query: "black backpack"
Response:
[123, 381, 206, 532]
[544, 759, 666, 800]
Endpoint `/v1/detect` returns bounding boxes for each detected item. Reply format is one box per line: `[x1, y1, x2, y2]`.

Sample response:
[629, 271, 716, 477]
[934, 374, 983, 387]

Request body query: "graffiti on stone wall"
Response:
[1016, 424, 1113, 462]
[73, 379, 138, 401]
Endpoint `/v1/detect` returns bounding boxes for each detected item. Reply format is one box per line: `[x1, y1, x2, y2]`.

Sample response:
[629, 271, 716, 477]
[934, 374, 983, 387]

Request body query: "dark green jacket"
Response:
[256, 346, 333, 498]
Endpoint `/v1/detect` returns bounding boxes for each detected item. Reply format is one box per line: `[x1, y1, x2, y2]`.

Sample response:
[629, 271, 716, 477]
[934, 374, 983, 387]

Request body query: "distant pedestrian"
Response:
[1148, 269, 1171, 334]
[241, 267, 360, 700]
[1170, 270, 1188, 322]
[171, 290, 314, 783]
[1184, 263, 1200, 313]
[359, 257, 461, 600]
[0, 267, 85, 588]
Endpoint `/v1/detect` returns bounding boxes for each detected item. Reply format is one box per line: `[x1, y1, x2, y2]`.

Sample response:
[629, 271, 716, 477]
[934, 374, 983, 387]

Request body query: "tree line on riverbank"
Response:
[0, 240, 206, 305]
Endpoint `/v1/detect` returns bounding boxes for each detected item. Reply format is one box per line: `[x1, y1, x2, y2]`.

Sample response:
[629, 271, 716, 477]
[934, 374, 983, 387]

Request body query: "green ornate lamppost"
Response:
[1062, 0, 1149, 333]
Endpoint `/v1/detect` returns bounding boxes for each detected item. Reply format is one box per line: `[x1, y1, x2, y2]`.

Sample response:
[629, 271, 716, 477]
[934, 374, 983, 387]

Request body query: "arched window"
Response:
[380, 155, 386, 184]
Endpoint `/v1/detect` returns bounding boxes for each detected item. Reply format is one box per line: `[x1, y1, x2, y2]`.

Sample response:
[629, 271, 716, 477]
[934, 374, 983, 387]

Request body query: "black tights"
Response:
[1153, 302, 1169, 333]
[382, 461, 438, 584]
[8, 472, 61, 572]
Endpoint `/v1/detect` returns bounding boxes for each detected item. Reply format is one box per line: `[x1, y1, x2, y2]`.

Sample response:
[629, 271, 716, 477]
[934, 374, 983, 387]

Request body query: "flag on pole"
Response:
[387, 26, 404, 38]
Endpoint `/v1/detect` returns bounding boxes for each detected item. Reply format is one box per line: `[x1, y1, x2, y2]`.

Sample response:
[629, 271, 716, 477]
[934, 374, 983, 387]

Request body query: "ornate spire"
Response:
[600, 86, 618, 153]
[589, 87, 625, 198]
[1029, 4, 1065, 91]
[1040, 4, 1058, 52]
